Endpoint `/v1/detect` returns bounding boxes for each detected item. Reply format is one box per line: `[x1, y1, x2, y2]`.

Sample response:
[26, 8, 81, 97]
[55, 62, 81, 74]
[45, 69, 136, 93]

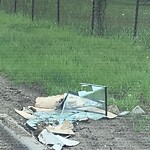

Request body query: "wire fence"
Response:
[0, 0, 150, 36]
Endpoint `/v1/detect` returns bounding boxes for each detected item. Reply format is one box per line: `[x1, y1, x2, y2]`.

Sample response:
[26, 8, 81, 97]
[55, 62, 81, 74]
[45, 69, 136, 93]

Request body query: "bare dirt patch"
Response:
[0, 75, 150, 150]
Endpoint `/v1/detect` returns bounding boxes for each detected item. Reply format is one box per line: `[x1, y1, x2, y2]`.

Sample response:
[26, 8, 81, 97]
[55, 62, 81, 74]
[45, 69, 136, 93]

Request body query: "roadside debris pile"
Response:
[14, 83, 118, 150]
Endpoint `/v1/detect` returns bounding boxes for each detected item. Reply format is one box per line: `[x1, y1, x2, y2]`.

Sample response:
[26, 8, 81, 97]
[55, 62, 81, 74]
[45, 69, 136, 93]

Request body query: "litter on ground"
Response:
[35, 94, 64, 109]
[15, 83, 118, 149]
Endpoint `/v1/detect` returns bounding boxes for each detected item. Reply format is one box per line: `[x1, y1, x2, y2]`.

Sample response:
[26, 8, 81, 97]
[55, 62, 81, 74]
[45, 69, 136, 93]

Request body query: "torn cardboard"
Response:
[35, 95, 64, 109]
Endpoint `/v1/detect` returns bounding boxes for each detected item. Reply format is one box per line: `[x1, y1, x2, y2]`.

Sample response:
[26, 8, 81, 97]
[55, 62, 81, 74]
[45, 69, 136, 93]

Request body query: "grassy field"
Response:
[0, 11, 150, 111]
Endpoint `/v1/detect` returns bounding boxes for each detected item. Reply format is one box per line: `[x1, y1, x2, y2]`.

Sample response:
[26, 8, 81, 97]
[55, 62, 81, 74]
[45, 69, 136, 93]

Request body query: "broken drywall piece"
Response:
[108, 104, 120, 115]
[38, 129, 79, 150]
[38, 129, 63, 150]
[131, 106, 145, 114]
[14, 109, 36, 119]
[61, 120, 73, 130]
[35, 95, 64, 109]
[46, 121, 74, 135]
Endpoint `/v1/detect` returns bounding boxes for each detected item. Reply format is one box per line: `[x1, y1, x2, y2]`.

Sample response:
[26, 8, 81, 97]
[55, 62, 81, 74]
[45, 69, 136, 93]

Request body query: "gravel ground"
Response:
[0, 74, 150, 150]
[0, 123, 29, 150]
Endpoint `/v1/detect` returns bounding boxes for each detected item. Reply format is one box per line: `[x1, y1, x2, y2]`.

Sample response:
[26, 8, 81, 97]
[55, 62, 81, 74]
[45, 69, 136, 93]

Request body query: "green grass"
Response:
[0, 12, 150, 111]
[129, 113, 150, 132]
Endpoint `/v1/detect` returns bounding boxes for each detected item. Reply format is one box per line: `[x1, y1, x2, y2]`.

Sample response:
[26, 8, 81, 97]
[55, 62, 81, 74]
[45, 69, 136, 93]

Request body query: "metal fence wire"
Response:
[0, 0, 150, 36]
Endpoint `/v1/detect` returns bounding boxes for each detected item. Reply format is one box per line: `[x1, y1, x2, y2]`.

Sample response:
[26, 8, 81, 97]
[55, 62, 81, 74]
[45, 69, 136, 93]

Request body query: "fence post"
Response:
[31, 0, 34, 21]
[57, 0, 60, 25]
[91, 0, 95, 34]
[95, 0, 107, 36]
[104, 86, 108, 116]
[14, 0, 17, 13]
[133, 0, 140, 38]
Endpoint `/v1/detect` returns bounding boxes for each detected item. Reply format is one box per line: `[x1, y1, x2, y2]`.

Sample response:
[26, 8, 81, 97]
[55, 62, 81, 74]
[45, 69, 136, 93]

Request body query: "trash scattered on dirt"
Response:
[26, 106, 116, 129]
[14, 83, 117, 149]
[38, 129, 79, 150]
[131, 105, 145, 114]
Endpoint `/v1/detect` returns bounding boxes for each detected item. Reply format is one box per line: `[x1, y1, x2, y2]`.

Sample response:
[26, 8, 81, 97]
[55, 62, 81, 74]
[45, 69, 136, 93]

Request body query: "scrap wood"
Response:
[14, 109, 36, 119]
[46, 121, 74, 135]
[35, 95, 64, 109]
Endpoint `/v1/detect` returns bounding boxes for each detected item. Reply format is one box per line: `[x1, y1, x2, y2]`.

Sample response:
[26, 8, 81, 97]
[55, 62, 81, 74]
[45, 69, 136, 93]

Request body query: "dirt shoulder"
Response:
[0, 75, 150, 150]
[0, 75, 44, 122]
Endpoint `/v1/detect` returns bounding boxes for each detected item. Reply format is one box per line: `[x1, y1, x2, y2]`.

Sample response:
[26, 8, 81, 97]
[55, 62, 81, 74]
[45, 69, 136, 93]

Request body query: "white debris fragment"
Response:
[38, 129, 79, 150]
[14, 109, 36, 119]
[119, 111, 130, 116]
[131, 106, 145, 114]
